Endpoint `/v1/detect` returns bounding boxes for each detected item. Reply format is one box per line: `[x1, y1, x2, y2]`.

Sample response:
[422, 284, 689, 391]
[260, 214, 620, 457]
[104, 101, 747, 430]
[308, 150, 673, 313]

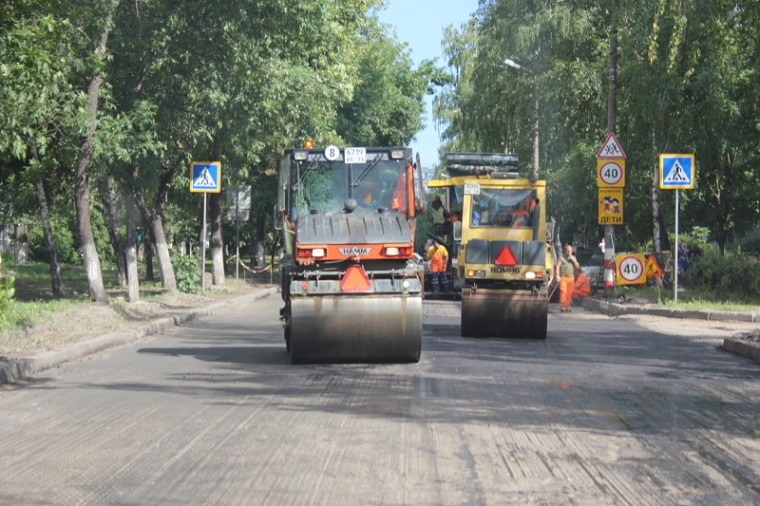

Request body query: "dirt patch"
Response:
[0, 279, 271, 360]
[736, 330, 760, 342]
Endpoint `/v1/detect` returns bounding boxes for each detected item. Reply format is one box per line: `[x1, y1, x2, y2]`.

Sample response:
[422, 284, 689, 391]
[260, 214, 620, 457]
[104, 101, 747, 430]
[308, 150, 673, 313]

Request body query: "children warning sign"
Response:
[598, 188, 623, 225]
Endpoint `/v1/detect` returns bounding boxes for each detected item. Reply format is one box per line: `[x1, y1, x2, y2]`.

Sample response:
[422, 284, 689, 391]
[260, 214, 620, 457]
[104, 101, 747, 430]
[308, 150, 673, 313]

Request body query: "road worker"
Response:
[555, 243, 580, 312]
[572, 268, 591, 301]
[426, 239, 450, 292]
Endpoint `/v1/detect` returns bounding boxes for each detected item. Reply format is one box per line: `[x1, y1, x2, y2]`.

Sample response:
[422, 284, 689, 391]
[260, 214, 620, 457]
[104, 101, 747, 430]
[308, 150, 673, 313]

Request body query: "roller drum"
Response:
[461, 289, 547, 339]
[289, 295, 422, 364]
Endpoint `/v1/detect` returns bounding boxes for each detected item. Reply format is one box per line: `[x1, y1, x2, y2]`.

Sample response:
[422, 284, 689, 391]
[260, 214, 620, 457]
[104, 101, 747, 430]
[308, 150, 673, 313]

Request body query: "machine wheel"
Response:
[461, 289, 547, 339]
[289, 295, 422, 364]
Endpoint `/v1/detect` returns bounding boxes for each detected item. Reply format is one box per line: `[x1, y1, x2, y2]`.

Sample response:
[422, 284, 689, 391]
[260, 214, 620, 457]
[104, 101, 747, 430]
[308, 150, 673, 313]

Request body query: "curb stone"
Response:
[0, 286, 278, 385]
[582, 296, 760, 365]
[722, 338, 760, 365]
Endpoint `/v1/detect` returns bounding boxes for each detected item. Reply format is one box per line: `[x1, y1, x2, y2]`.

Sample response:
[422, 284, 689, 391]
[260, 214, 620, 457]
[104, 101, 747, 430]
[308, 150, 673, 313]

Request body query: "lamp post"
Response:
[503, 58, 539, 182]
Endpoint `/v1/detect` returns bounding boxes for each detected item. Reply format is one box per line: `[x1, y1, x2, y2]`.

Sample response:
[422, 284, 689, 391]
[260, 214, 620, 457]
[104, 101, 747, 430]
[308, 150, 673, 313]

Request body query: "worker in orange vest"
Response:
[426, 239, 450, 292]
[555, 243, 580, 312]
[572, 269, 591, 300]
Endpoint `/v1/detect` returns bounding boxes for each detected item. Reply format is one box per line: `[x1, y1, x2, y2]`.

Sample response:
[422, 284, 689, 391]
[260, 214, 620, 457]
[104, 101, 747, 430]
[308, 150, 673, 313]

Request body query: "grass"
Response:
[606, 284, 760, 313]
[0, 258, 275, 334]
[0, 298, 76, 332]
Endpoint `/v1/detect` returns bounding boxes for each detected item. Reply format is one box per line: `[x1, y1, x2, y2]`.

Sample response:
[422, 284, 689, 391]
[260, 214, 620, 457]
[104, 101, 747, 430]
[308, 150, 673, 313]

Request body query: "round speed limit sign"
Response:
[616, 253, 645, 285]
[597, 159, 625, 187]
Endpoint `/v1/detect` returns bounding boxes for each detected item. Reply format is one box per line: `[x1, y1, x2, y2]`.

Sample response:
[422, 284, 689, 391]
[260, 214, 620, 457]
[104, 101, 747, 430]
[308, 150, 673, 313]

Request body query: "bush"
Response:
[692, 248, 760, 301]
[171, 251, 201, 293]
[26, 214, 79, 264]
[740, 231, 760, 256]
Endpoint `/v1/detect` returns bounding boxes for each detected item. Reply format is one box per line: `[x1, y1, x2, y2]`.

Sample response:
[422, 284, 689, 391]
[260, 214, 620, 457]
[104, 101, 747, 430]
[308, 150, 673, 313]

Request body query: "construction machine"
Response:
[428, 153, 555, 339]
[275, 145, 425, 364]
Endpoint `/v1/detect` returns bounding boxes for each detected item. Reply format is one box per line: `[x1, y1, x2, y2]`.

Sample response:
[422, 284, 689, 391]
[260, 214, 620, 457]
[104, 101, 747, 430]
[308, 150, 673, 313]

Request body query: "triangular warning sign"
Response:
[663, 160, 689, 183]
[596, 132, 626, 159]
[645, 255, 663, 278]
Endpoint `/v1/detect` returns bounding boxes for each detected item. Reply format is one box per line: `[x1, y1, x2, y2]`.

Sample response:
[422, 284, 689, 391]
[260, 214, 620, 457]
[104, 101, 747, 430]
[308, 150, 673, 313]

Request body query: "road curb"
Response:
[582, 296, 760, 364]
[722, 337, 760, 364]
[0, 286, 278, 385]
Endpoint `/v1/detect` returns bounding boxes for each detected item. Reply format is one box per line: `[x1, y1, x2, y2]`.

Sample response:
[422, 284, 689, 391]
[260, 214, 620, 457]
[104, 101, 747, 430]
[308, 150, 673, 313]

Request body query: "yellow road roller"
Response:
[428, 153, 556, 339]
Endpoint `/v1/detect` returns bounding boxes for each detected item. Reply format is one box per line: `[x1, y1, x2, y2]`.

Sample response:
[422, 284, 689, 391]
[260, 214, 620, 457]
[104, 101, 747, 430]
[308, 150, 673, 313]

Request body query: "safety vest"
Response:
[430, 205, 446, 224]
[573, 273, 591, 298]
[427, 244, 448, 272]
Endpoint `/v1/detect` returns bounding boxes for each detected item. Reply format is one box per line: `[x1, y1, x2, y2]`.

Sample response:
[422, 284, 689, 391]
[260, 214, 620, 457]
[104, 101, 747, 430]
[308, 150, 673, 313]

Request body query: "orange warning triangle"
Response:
[645, 255, 663, 278]
[340, 265, 372, 292]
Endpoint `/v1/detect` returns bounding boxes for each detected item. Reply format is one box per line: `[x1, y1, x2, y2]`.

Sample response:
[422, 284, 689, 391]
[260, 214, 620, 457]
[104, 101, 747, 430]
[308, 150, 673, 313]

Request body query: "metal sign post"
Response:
[190, 161, 222, 293]
[674, 189, 679, 303]
[200, 193, 207, 292]
[659, 154, 695, 305]
[226, 185, 251, 281]
[596, 132, 626, 290]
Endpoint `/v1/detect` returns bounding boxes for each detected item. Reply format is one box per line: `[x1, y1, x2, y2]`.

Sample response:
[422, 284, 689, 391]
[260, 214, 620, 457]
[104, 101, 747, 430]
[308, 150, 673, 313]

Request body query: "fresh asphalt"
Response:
[1, 288, 757, 385]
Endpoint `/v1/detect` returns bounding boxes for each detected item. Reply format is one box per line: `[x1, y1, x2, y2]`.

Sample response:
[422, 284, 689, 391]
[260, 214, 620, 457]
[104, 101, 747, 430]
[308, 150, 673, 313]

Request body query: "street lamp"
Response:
[503, 58, 539, 182]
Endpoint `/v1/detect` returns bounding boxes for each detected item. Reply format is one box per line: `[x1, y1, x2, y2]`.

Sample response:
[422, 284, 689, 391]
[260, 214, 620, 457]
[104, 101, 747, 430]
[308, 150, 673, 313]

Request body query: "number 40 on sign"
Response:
[616, 253, 646, 285]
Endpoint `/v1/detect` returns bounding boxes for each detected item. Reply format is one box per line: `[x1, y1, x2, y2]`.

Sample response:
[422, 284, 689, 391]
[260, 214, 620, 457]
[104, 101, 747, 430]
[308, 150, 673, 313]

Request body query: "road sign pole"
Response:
[235, 191, 240, 280]
[674, 189, 679, 304]
[200, 193, 207, 293]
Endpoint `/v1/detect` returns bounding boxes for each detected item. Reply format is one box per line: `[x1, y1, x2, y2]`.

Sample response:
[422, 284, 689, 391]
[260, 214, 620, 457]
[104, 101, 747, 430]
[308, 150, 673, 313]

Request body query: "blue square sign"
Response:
[659, 154, 695, 190]
[190, 162, 221, 193]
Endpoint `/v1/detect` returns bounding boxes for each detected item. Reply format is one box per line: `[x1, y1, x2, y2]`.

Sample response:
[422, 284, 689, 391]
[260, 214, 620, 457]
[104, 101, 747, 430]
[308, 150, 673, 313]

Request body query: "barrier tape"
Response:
[226, 254, 273, 274]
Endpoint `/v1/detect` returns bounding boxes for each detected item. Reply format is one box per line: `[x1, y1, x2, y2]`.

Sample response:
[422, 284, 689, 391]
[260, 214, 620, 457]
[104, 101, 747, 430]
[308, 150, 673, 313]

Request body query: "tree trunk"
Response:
[651, 161, 664, 254]
[34, 179, 65, 298]
[14, 223, 28, 264]
[209, 134, 225, 286]
[143, 229, 154, 282]
[74, 75, 108, 303]
[134, 189, 177, 292]
[99, 175, 126, 286]
[210, 192, 225, 286]
[256, 212, 266, 267]
[72, 0, 120, 304]
[125, 189, 139, 302]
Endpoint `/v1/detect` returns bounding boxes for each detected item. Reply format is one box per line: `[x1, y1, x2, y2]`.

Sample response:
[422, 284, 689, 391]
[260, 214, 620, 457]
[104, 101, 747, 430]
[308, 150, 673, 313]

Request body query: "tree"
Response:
[0, 10, 86, 297]
[72, 0, 121, 303]
[336, 16, 431, 146]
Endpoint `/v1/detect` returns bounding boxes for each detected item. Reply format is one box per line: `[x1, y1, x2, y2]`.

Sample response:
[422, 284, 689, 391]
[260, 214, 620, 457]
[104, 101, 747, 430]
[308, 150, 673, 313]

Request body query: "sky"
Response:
[376, 0, 480, 169]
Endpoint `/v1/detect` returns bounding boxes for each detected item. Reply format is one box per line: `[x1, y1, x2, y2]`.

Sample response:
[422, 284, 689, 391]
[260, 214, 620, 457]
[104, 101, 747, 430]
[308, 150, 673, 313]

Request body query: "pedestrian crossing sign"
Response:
[659, 154, 695, 190]
[190, 161, 222, 193]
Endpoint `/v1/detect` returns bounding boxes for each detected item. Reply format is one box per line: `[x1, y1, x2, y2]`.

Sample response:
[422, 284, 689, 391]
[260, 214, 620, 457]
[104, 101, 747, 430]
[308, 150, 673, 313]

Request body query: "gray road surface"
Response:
[1, 295, 759, 505]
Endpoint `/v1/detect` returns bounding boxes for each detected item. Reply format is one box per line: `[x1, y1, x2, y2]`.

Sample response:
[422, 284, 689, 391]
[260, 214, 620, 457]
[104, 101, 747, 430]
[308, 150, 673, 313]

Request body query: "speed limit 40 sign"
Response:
[597, 159, 625, 187]
[616, 253, 646, 285]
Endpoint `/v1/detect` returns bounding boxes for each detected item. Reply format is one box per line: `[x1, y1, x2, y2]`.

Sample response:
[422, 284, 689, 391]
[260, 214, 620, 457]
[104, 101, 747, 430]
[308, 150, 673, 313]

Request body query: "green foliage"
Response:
[436, 0, 760, 257]
[170, 251, 201, 294]
[336, 16, 429, 146]
[26, 214, 78, 264]
[691, 248, 760, 302]
[0, 274, 14, 324]
[740, 231, 760, 256]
